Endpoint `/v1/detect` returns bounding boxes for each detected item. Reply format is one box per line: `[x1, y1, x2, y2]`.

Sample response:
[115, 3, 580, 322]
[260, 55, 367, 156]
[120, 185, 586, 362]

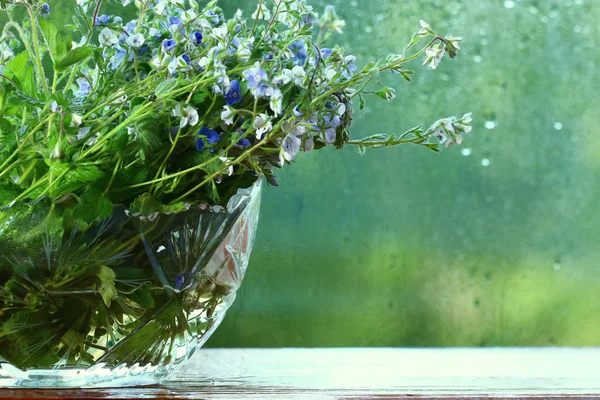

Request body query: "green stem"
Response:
[26, 5, 49, 95]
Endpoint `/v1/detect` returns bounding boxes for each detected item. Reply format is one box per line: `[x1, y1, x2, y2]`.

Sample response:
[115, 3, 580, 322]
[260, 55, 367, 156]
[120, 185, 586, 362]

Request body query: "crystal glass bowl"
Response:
[0, 181, 262, 387]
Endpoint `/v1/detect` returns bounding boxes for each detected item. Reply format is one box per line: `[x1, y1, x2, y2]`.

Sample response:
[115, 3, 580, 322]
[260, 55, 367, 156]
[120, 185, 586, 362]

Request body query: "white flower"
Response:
[173, 105, 199, 128]
[168, 57, 178, 74]
[290, 65, 306, 86]
[419, 20, 433, 36]
[251, 3, 271, 21]
[70, 114, 83, 127]
[0, 43, 14, 64]
[281, 134, 301, 162]
[270, 88, 283, 116]
[98, 28, 118, 47]
[253, 113, 272, 139]
[221, 106, 235, 125]
[303, 136, 315, 152]
[212, 25, 228, 41]
[423, 43, 445, 69]
[127, 33, 145, 48]
[219, 156, 234, 176]
[50, 101, 59, 113]
[273, 70, 292, 86]
[236, 38, 254, 62]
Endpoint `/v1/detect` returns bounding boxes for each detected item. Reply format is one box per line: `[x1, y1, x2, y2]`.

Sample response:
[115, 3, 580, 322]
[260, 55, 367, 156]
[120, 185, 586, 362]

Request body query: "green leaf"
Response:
[129, 193, 189, 217]
[58, 46, 93, 71]
[73, 187, 114, 224]
[0, 181, 20, 206]
[38, 18, 68, 67]
[96, 266, 117, 307]
[3, 51, 36, 98]
[154, 78, 178, 98]
[51, 163, 105, 198]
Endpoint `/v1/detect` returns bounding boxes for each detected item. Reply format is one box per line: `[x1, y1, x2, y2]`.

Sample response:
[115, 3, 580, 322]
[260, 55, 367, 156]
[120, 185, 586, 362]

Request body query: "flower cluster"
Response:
[0, 0, 470, 216]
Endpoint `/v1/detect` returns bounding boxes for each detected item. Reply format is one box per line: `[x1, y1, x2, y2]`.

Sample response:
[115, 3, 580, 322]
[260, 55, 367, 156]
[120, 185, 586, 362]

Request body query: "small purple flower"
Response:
[40, 3, 50, 17]
[197, 126, 220, 151]
[182, 53, 191, 64]
[224, 80, 241, 105]
[289, 40, 308, 65]
[96, 14, 110, 25]
[342, 55, 358, 79]
[162, 38, 176, 52]
[192, 31, 203, 46]
[243, 63, 267, 89]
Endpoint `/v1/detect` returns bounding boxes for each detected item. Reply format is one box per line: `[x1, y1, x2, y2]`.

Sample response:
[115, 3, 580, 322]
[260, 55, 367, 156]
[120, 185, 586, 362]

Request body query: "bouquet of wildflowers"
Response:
[0, 0, 471, 373]
[0, 0, 470, 215]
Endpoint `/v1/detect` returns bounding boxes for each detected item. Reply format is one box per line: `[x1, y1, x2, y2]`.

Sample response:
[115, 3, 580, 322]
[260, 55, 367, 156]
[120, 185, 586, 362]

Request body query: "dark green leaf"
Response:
[73, 187, 114, 224]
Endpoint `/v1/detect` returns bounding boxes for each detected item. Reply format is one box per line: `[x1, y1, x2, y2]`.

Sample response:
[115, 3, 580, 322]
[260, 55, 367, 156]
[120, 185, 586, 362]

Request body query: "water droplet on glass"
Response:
[481, 158, 491, 167]
[554, 122, 563, 130]
[571, 135, 578, 142]
[376, 14, 384, 21]
[481, 38, 489, 46]
[574, 25, 582, 33]
[484, 120, 497, 130]
[474, 55, 483, 63]
[364, 25, 373, 33]
[461, 148, 472, 156]
[553, 263, 562, 271]
[540, 16, 549, 23]
[479, 28, 487, 35]
[350, 0, 358, 6]
[504, 0, 516, 9]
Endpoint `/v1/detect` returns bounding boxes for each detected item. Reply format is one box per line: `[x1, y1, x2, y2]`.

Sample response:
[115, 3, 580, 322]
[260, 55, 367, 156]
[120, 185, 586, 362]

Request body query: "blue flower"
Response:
[224, 80, 241, 105]
[125, 20, 138, 33]
[173, 273, 187, 290]
[40, 3, 50, 17]
[205, 9, 219, 24]
[192, 31, 203, 46]
[139, 44, 149, 55]
[197, 126, 220, 151]
[228, 37, 241, 55]
[169, 16, 182, 26]
[320, 48, 332, 59]
[113, 16, 123, 24]
[76, 77, 91, 97]
[237, 138, 251, 147]
[289, 40, 308, 65]
[182, 53, 191, 65]
[162, 38, 176, 52]
[243, 63, 267, 89]
[96, 14, 110, 25]
[342, 55, 358, 79]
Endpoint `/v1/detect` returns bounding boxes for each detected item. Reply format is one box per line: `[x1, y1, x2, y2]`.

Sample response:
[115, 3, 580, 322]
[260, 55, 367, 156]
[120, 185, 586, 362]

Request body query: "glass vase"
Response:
[0, 180, 262, 388]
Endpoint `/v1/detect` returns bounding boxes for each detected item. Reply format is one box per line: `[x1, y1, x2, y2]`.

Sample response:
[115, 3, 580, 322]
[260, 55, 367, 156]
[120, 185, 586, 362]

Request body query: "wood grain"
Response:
[2, 348, 600, 399]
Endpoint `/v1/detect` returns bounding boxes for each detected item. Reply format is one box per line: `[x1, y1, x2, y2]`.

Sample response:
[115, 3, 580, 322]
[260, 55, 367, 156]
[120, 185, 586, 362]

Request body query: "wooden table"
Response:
[1, 348, 600, 399]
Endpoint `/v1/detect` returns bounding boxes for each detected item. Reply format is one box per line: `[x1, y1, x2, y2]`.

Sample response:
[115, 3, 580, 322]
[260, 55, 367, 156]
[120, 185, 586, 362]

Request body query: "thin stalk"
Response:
[26, 5, 49, 95]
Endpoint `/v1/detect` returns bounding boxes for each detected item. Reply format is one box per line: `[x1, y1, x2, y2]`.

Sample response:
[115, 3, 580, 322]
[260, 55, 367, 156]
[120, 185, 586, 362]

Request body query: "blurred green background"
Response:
[15, 0, 600, 346]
